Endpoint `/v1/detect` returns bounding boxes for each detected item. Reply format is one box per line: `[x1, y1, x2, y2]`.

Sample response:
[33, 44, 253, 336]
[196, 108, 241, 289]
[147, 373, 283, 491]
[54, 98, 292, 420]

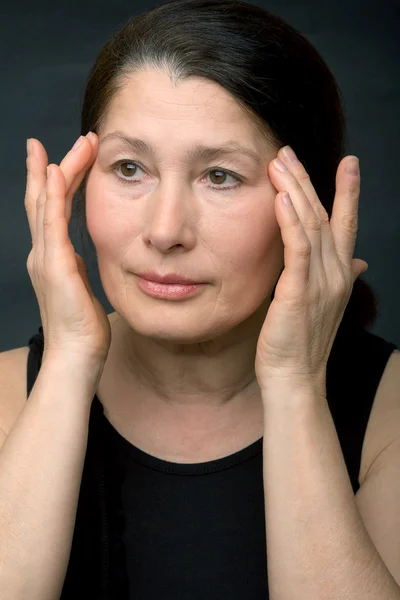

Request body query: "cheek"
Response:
[85, 171, 137, 256]
[211, 195, 283, 309]
[232, 220, 284, 300]
[226, 198, 283, 275]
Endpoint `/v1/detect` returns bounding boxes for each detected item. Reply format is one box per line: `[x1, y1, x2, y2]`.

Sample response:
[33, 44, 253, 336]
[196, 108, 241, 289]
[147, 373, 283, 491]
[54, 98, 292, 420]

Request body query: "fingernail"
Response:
[282, 145, 298, 164]
[274, 158, 288, 172]
[345, 157, 359, 175]
[26, 139, 32, 158]
[72, 135, 84, 151]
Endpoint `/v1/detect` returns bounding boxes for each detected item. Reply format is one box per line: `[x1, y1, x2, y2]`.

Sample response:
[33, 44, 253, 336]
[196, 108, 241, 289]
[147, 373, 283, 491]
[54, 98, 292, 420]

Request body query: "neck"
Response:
[98, 310, 268, 459]
[108, 301, 269, 406]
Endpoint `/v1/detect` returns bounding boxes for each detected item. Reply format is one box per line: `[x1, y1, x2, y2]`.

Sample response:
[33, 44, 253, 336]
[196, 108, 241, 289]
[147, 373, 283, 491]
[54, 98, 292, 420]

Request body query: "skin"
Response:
[85, 69, 285, 455]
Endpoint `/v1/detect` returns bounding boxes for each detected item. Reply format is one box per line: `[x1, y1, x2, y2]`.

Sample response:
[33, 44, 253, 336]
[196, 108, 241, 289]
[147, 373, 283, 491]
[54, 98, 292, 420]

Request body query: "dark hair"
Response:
[75, 0, 379, 333]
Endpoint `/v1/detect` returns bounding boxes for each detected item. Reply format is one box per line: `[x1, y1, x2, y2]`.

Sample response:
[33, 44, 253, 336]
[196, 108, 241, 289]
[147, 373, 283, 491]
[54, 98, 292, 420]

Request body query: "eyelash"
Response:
[110, 160, 243, 193]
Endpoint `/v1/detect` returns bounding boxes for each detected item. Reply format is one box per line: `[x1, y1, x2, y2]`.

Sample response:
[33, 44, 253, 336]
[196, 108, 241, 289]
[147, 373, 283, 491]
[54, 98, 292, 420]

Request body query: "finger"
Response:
[25, 139, 49, 244]
[276, 191, 311, 294]
[60, 133, 98, 222]
[270, 158, 324, 265]
[35, 166, 55, 262]
[329, 156, 360, 268]
[42, 164, 72, 263]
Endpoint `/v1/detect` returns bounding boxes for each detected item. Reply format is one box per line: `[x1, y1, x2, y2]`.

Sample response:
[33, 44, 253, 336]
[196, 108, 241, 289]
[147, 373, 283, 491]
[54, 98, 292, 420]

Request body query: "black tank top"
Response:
[26, 324, 398, 600]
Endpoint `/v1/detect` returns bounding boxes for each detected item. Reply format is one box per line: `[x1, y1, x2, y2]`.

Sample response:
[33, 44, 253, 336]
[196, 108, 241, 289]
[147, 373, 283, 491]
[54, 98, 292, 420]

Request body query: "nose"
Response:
[142, 183, 196, 252]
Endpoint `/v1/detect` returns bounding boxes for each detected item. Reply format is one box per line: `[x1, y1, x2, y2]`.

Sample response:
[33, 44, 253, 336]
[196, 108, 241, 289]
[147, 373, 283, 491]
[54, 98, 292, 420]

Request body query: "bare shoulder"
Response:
[0, 346, 30, 437]
[359, 349, 400, 485]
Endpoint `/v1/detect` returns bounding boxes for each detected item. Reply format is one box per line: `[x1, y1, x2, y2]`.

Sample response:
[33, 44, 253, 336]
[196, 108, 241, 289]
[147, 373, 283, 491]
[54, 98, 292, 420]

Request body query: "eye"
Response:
[111, 160, 243, 193]
[208, 169, 238, 188]
[116, 161, 142, 180]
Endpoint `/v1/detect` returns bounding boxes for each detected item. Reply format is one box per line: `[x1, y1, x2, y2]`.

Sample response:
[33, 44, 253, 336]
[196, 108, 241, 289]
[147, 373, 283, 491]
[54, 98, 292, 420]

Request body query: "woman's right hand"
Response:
[25, 132, 111, 367]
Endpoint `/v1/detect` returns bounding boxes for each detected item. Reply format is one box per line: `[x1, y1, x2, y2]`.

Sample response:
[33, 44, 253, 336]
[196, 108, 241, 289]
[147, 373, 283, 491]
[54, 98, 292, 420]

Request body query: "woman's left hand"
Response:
[255, 146, 368, 397]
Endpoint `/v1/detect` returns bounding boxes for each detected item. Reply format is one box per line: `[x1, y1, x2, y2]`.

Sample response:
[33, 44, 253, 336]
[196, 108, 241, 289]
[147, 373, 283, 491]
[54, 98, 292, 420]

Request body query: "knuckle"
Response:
[297, 241, 312, 258]
[319, 207, 330, 223]
[36, 201, 46, 215]
[297, 171, 311, 184]
[304, 217, 321, 232]
[24, 201, 34, 218]
[24, 189, 36, 209]
[26, 251, 40, 277]
[26, 253, 34, 272]
[320, 213, 330, 225]
[43, 216, 53, 231]
[35, 188, 46, 208]
[340, 212, 358, 234]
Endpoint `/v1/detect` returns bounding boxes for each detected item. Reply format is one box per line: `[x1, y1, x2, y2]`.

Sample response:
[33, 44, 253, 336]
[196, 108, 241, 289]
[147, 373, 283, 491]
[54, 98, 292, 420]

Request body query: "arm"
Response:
[0, 356, 103, 600]
[262, 388, 400, 600]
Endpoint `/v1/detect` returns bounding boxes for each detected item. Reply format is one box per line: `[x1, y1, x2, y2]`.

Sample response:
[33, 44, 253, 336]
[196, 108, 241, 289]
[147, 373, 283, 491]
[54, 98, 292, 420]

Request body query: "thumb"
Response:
[74, 252, 95, 296]
[352, 258, 368, 282]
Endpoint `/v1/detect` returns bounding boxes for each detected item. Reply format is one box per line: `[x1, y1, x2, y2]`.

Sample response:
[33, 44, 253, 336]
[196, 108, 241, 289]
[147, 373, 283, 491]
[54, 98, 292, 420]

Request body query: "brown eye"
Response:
[209, 170, 228, 185]
[119, 162, 138, 177]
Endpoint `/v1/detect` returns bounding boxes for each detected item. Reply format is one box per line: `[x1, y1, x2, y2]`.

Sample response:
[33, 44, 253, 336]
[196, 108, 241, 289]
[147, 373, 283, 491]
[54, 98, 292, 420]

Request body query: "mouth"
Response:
[136, 271, 204, 285]
[136, 276, 205, 299]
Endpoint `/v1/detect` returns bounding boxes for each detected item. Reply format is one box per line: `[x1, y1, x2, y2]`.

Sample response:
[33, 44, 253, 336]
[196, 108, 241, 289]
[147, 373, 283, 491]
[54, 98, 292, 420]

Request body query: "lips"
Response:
[137, 271, 202, 284]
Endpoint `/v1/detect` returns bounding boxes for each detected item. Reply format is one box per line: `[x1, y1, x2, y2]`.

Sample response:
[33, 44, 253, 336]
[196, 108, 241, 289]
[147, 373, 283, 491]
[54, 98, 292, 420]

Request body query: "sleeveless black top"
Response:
[26, 324, 397, 599]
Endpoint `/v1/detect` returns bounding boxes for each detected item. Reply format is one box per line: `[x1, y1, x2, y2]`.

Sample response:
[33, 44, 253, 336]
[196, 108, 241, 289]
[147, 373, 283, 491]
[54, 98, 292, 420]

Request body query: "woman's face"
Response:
[85, 69, 284, 343]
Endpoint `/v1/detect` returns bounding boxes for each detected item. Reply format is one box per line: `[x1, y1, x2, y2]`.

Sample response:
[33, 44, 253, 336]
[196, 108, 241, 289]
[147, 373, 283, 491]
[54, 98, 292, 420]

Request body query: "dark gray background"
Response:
[1, 0, 399, 352]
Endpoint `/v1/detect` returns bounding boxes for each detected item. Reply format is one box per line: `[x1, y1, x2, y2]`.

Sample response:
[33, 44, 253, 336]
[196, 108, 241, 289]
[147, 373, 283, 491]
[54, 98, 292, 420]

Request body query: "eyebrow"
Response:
[100, 131, 261, 166]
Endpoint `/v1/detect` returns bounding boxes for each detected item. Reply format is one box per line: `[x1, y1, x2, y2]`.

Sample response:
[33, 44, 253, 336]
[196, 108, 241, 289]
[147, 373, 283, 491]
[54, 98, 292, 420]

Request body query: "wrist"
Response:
[261, 379, 326, 406]
[41, 352, 105, 384]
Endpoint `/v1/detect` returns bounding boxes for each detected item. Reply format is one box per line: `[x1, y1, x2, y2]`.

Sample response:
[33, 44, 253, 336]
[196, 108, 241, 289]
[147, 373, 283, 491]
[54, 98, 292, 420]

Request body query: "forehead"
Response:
[102, 69, 259, 135]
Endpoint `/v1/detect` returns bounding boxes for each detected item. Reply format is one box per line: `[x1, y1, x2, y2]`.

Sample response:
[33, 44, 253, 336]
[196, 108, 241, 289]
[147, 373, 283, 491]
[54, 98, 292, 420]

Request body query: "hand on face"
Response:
[255, 146, 367, 396]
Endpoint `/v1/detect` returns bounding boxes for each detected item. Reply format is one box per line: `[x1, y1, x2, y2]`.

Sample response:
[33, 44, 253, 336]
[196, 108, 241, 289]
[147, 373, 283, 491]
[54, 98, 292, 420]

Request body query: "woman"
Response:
[19, 0, 400, 598]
